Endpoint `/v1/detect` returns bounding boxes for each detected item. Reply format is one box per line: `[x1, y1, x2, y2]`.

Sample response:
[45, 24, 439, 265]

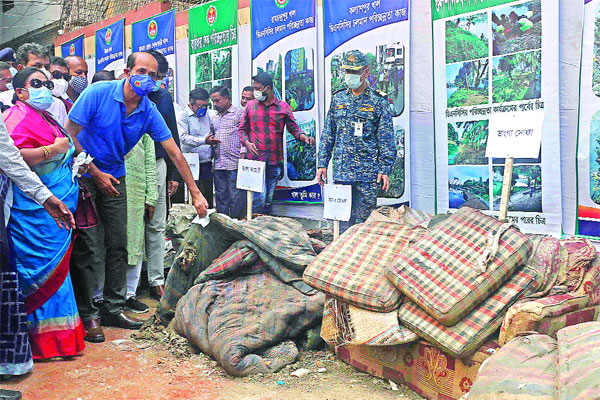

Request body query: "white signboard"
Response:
[323, 184, 352, 222]
[486, 112, 544, 159]
[183, 153, 200, 180]
[237, 159, 266, 193]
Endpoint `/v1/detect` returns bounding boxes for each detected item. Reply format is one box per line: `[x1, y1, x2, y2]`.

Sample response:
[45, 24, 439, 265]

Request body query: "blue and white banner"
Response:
[251, 0, 321, 203]
[60, 35, 84, 58]
[132, 10, 175, 55]
[324, 0, 410, 206]
[324, 0, 408, 57]
[132, 10, 177, 98]
[95, 19, 125, 72]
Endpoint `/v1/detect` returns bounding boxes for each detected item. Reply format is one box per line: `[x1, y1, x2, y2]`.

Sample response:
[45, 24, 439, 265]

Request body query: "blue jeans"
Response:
[253, 163, 282, 215]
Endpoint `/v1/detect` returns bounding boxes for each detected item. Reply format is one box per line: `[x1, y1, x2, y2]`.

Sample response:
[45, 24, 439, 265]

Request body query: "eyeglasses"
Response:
[27, 78, 54, 90]
[51, 71, 70, 81]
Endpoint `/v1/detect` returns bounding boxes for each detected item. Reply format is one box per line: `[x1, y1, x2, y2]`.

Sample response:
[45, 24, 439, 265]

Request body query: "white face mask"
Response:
[8, 67, 18, 77]
[51, 78, 68, 97]
[253, 89, 267, 102]
[344, 73, 362, 90]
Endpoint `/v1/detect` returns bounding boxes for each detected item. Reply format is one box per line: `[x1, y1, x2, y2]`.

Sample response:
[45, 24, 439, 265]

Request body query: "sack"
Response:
[468, 334, 557, 400]
[75, 178, 98, 229]
[387, 207, 532, 326]
[321, 297, 418, 347]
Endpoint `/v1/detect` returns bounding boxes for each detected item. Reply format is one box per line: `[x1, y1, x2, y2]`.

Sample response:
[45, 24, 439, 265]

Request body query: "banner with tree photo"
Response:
[432, 0, 562, 235]
[250, 0, 321, 204]
[323, 0, 410, 206]
[188, 0, 238, 104]
[576, 0, 600, 239]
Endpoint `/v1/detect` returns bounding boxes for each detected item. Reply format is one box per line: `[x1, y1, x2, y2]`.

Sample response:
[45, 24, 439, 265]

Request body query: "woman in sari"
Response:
[2, 67, 85, 359]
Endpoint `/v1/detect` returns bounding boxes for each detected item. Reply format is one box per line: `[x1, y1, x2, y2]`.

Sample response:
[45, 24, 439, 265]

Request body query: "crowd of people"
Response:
[0, 44, 394, 382]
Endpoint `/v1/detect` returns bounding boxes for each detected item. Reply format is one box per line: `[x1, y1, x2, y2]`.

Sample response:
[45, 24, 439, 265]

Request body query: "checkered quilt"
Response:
[398, 267, 538, 358]
[387, 207, 532, 325]
[303, 221, 426, 312]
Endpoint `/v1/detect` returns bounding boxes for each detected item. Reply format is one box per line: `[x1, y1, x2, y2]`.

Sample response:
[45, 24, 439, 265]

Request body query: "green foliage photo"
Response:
[593, 4, 600, 96]
[195, 52, 212, 83]
[213, 48, 232, 80]
[492, 50, 541, 103]
[286, 120, 316, 181]
[446, 60, 489, 108]
[448, 120, 489, 165]
[379, 127, 405, 198]
[445, 12, 489, 64]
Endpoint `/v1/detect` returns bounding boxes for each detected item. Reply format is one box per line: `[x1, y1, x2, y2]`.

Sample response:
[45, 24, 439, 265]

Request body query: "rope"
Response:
[476, 222, 517, 273]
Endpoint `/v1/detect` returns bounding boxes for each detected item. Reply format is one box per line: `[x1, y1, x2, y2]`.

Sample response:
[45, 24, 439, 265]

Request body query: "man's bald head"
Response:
[126, 52, 159, 80]
[64, 55, 88, 78]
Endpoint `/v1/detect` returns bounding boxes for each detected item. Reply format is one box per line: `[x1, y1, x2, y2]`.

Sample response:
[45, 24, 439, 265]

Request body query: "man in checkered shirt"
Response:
[209, 85, 246, 219]
[239, 71, 315, 214]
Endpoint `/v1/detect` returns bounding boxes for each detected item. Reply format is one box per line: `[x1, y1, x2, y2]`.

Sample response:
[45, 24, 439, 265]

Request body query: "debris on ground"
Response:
[290, 368, 310, 377]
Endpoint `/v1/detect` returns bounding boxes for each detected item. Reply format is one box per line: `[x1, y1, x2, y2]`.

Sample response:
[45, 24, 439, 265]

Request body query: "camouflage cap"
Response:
[340, 50, 368, 71]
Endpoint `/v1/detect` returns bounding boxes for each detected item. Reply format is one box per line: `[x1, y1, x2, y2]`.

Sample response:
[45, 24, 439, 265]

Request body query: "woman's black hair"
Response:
[11, 67, 44, 104]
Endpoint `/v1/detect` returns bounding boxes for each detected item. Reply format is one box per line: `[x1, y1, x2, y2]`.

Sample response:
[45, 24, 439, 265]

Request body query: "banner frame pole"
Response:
[498, 157, 514, 221]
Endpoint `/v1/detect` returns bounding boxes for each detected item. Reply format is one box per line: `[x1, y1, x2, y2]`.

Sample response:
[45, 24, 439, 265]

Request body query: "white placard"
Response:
[236, 159, 266, 193]
[323, 184, 352, 222]
[486, 112, 544, 159]
[183, 153, 199, 181]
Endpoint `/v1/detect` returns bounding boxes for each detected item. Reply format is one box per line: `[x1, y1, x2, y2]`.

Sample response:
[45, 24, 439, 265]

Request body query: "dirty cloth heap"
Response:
[159, 213, 325, 376]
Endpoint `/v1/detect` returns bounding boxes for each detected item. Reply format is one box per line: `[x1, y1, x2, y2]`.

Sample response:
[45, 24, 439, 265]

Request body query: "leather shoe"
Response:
[83, 318, 105, 343]
[149, 285, 165, 301]
[101, 312, 143, 330]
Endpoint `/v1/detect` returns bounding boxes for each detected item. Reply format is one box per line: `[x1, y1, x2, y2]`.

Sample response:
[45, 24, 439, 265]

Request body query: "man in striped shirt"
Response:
[239, 72, 315, 214]
[210, 85, 246, 219]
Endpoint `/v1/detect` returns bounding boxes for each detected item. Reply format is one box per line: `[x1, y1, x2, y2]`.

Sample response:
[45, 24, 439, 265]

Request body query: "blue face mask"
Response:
[26, 87, 54, 111]
[195, 107, 207, 118]
[129, 74, 160, 97]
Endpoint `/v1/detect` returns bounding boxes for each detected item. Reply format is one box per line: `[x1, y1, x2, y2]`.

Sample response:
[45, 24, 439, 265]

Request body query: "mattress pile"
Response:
[304, 206, 600, 359]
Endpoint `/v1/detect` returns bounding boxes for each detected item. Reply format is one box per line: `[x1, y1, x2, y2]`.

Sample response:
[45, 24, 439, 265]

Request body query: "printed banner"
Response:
[189, 0, 239, 104]
[576, 0, 600, 239]
[251, 0, 321, 203]
[432, 0, 562, 235]
[323, 0, 410, 206]
[60, 35, 84, 58]
[133, 10, 177, 99]
[95, 19, 125, 72]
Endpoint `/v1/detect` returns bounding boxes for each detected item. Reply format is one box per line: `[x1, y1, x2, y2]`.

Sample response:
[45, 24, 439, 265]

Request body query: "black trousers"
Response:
[70, 176, 127, 320]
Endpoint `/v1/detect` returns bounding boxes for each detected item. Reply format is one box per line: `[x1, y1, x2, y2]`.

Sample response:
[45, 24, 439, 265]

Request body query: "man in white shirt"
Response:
[175, 87, 220, 205]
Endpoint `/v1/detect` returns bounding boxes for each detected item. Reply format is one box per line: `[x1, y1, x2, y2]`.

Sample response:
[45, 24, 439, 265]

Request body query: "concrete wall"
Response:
[0, 3, 61, 46]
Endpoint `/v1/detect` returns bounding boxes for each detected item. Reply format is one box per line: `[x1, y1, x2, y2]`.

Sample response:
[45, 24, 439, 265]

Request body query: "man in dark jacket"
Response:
[145, 50, 182, 300]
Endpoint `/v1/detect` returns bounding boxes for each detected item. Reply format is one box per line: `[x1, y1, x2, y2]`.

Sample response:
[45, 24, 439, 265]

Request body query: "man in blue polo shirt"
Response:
[64, 52, 208, 343]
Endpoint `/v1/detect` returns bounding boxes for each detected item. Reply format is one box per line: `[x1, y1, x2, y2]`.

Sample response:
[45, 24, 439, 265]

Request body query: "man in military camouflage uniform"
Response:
[317, 50, 396, 230]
